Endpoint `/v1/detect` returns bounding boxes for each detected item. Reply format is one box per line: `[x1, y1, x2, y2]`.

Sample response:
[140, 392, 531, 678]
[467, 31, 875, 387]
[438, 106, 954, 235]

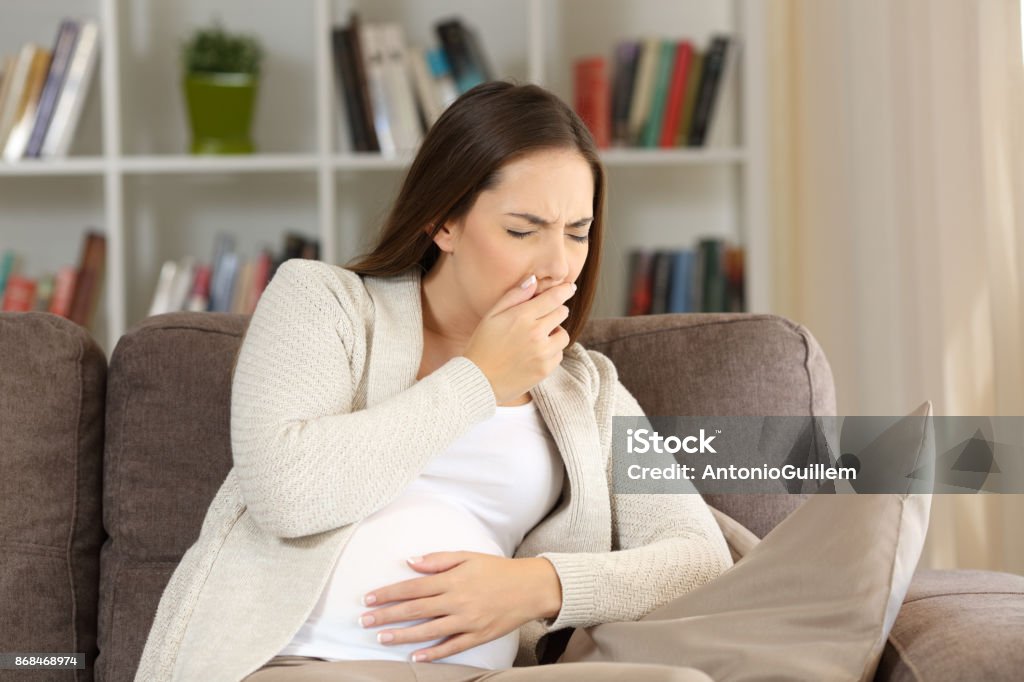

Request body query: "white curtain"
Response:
[768, 0, 1024, 575]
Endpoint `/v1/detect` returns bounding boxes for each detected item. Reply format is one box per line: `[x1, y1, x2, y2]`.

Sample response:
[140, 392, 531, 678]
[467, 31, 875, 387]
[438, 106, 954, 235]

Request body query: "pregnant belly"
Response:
[293, 490, 520, 669]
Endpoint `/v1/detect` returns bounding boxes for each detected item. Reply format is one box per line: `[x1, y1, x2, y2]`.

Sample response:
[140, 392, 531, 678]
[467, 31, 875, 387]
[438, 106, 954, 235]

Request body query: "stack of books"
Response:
[0, 231, 106, 329]
[0, 19, 100, 161]
[626, 238, 745, 315]
[146, 231, 321, 317]
[575, 35, 738, 149]
[332, 11, 492, 156]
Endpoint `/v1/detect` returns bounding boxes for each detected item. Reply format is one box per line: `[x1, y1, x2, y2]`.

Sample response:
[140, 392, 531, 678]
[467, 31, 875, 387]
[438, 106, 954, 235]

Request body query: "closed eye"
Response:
[506, 229, 589, 243]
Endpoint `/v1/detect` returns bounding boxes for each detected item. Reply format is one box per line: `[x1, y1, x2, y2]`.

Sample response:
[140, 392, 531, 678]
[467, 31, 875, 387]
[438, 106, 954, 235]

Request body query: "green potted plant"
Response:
[181, 20, 264, 154]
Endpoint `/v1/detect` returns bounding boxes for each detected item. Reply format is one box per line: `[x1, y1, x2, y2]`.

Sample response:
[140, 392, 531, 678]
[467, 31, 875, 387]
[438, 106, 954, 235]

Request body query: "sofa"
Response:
[2, 308, 1023, 682]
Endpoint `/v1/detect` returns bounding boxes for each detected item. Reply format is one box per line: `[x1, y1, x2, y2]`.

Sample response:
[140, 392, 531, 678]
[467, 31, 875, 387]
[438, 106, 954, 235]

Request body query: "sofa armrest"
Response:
[875, 569, 1024, 681]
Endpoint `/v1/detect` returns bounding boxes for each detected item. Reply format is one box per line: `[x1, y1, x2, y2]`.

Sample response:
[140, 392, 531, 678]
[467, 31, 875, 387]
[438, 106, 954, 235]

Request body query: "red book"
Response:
[49, 265, 77, 317]
[573, 56, 611, 148]
[186, 264, 212, 312]
[660, 41, 694, 147]
[1, 275, 36, 311]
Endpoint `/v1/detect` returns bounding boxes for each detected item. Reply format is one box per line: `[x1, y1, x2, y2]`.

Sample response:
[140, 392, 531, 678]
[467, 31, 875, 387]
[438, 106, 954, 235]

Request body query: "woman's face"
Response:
[433, 148, 594, 318]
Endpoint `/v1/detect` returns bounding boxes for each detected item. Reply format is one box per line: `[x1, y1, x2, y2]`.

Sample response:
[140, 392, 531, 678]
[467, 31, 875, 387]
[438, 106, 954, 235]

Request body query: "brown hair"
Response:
[343, 78, 606, 347]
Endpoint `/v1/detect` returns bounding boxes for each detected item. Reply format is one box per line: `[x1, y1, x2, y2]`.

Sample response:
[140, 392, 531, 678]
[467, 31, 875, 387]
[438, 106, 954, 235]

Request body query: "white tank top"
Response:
[276, 398, 565, 669]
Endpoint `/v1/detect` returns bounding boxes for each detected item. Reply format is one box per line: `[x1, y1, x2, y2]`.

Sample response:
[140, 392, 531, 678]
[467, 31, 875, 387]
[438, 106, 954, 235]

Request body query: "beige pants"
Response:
[242, 653, 713, 681]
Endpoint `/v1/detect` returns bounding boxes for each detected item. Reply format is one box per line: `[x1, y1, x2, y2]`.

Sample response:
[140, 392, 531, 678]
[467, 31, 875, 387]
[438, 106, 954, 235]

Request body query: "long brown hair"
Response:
[344, 79, 606, 347]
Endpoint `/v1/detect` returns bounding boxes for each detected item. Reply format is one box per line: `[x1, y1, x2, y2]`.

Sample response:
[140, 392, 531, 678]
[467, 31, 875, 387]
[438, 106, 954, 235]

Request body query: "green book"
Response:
[641, 40, 677, 148]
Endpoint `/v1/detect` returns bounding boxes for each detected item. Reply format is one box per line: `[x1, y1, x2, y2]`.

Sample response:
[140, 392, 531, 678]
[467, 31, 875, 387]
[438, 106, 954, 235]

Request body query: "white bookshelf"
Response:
[0, 0, 770, 359]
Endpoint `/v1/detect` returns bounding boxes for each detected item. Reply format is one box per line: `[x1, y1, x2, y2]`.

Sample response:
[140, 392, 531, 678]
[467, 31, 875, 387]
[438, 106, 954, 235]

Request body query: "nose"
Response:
[536, 233, 571, 289]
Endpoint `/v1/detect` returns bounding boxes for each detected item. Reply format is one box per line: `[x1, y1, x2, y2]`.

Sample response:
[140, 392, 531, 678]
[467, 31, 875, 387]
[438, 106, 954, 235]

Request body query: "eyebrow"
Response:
[505, 212, 594, 228]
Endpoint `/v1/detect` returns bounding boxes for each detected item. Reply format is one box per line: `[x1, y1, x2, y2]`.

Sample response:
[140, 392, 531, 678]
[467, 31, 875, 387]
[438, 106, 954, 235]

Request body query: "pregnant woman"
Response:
[133, 80, 734, 682]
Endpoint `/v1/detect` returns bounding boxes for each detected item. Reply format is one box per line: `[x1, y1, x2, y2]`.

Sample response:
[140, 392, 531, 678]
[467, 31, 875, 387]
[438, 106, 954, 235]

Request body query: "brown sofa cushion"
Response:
[876, 569, 1024, 681]
[579, 312, 838, 537]
[0, 312, 106, 681]
[99, 312, 247, 682]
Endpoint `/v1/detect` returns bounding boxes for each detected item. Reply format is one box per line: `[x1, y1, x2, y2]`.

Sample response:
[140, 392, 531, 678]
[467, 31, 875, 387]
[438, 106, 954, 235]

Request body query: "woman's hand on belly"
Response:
[357, 551, 563, 663]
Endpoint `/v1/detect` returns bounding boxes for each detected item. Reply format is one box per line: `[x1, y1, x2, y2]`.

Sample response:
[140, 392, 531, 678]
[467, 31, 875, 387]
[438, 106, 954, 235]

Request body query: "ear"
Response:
[428, 218, 461, 254]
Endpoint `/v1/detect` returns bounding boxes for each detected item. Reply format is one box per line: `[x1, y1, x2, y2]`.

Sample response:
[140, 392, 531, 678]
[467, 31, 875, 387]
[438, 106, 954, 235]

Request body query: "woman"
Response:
[134, 80, 733, 682]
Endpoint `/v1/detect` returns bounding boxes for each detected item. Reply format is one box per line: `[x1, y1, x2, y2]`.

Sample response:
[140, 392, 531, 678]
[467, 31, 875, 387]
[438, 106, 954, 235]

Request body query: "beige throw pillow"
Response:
[558, 401, 935, 682]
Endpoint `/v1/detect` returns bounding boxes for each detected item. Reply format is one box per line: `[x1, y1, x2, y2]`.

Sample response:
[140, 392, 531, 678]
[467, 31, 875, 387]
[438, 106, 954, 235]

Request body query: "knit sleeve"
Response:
[230, 259, 496, 539]
[535, 362, 734, 631]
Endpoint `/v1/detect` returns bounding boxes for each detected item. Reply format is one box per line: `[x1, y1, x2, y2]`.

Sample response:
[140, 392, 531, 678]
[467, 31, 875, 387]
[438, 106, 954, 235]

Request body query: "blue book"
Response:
[667, 249, 695, 313]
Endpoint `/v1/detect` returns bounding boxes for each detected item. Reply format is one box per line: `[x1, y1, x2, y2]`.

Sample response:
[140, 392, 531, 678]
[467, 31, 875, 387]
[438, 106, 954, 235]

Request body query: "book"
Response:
[408, 45, 443, 130]
[610, 41, 640, 147]
[425, 47, 459, 112]
[697, 237, 726, 312]
[0, 249, 20, 296]
[359, 23, 396, 157]
[331, 25, 371, 153]
[209, 233, 237, 313]
[688, 36, 730, 146]
[148, 260, 178, 316]
[436, 18, 489, 94]
[378, 22, 422, 153]
[648, 250, 674, 313]
[724, 245, 745, 312]
[677, 49, 704, 146]
[48, 265, 77, 317]
[3, 45, 51, 161]
[667, 249, 697, 313]
[573, 56, 611, 148]
[641, 40, 676, 148]
[705, 35, 741, 148]
[1, 274, 36, 311]
[347, 12, 381, 153]
[32, 273, 54, 312]
[68, 230, 106, 328]
[660, 41, 695, 148]
[0, 54, 19, 144]
[0, 45, 36, 150]
[626, 250, 655, 315]
[245, 250, 272, 314]
[167, 256, 196, 312]
[26, 20, 80, 158]
[186, 264, 212, 312]
[230, 259, 253, 314]
[40, 20, 99, 158]
[627, 38, 660, 147]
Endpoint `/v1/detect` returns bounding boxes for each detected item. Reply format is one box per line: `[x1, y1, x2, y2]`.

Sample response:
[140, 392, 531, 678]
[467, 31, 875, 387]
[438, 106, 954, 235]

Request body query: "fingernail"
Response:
[363, 593, 376, 606]
[412, 653, 426, 662]
[359, 615, 375, 627]
[378, 632, 394, 643]
[407, 555, 423, 564]
[520, 274, 536, 289]
[571, 283, 577, 292]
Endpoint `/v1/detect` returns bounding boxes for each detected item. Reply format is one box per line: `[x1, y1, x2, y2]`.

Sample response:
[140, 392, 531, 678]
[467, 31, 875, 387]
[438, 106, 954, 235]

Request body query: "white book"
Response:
[41, 21, 100, 159]
[0, 45, 37, 152]
[148, 261, 178, 317]
[408, 46, 443, 130]
[359, 23, 395, 157]
[167, 256, 196, 313]
[378, 22, 421, 153]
